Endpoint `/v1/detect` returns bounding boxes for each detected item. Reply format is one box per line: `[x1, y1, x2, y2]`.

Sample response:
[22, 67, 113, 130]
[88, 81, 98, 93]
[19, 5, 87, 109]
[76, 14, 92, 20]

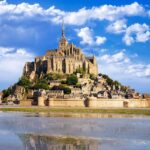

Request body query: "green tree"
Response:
[44, 73, 64, 81]
[34, 83, 49, 90]
[2, 87, 12, 98]
[33, 79, 49, 90]
[113, 80, 121, 90]
[66, 74, 78, 85]
[75, 83, 81, 88]
[90, 74, 97, 80]
[75, 67, 86, 75]
[17, 76, 31, 90]
[51, 85, 71, 94]
[44, 73, 54, 81]
[106, 78, 113, 86]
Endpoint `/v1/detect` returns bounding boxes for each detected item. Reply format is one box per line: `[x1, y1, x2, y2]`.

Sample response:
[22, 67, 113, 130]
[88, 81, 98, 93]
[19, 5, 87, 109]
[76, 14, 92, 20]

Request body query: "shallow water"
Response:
[0, 112, 150, 150]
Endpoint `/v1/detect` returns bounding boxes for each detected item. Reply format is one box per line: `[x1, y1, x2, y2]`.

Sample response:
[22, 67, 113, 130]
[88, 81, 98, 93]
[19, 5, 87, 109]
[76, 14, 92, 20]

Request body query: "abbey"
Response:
[23, 23, 98, 79]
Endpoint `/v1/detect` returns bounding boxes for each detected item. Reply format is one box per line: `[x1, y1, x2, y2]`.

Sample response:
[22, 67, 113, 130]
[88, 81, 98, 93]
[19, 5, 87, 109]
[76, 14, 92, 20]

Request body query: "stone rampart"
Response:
[20, 100, 32, 106]
[88, 99, 124, 108]
[49, 99, 84, 107]
[127, 99, 150, 108]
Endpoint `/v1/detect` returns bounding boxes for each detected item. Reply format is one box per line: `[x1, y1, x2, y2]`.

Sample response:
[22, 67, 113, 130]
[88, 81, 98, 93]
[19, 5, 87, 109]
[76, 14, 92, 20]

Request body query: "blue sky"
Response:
[0, 0, 150, 93]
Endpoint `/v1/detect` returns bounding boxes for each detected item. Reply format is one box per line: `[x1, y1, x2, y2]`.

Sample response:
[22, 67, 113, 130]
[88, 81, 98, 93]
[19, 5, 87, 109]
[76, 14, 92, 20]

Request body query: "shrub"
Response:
[66, 74, 78, 85]
[44, 73, 64, 81]
[113, 80, 121, 90]
[44, 74, 54, 81]
[17, 76, 31, 88]
[2, 87, 12, 98]
[75, 67, 86, 75]
[60, 85, 71, 94]
[34, 83, 49, 90]
[33, 79, 49, 90]
[61, 80, 67, 84]
[90, 74, 97, 80]
[75, 83, 82, 88]
[51, 85, 71, 94]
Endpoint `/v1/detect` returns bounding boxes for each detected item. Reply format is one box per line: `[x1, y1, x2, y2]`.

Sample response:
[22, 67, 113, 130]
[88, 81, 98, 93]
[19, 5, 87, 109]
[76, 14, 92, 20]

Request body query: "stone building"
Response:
[12, 85, 26, 100]
[23, 22, 98, 80]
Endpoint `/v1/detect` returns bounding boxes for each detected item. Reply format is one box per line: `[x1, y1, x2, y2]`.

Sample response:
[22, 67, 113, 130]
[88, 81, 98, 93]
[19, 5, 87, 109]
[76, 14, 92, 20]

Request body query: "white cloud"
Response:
[98, 51, 150, 92]
[96, 36, 107, 45]
[127, 64, 150, 77]
[106, 20, 127, 34]
[77, 27, 93, 45]
[106, 21, 150, 45]
[123, 23, 150, 45]
[76, 27, 106, 46]
[99, 50, 130, 64]
[0, 47, 34, 90]
[98, 50, 150, 78]
[0, 1, 146, 25]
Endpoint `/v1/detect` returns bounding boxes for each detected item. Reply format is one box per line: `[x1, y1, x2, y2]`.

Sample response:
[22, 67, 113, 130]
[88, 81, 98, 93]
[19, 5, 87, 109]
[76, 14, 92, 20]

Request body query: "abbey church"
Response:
[23, 22, 98, 79]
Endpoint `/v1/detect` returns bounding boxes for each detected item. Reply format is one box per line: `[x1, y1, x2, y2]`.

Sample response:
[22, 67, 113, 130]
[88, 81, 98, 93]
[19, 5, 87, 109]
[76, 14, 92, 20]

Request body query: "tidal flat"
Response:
[0, 112, 150, 150]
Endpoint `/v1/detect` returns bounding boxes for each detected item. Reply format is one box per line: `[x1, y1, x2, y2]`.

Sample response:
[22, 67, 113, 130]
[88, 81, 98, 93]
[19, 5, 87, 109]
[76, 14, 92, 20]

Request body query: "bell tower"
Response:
[59, 20, 68, 50]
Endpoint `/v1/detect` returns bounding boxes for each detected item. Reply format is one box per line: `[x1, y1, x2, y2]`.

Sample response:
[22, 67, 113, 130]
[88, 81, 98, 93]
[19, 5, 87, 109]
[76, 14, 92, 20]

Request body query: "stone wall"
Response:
[127, 99, 150, 108]
[88, 99, 124, 108]
[88, 99, 150, 108]
[20, 100, 32, 106]
[19, 97, 150, 108]
[49, 99, 85, 107]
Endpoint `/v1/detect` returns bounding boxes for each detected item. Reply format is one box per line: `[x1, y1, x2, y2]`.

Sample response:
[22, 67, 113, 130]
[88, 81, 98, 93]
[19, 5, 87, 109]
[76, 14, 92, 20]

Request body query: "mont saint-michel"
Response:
[1, 1, 150, 150]
[0, 23, 150, 108]
[23, 22, 98, 79]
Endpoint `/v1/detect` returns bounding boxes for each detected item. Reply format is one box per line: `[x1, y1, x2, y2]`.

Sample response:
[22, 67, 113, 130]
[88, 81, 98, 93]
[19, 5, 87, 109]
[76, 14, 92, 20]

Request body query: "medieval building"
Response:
[23, 22, 98, 80]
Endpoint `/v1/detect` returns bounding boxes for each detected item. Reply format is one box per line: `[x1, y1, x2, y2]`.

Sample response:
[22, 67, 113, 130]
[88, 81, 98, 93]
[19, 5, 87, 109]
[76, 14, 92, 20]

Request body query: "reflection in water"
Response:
[19, 134, 99, 150]
[0, 112, 150, 150]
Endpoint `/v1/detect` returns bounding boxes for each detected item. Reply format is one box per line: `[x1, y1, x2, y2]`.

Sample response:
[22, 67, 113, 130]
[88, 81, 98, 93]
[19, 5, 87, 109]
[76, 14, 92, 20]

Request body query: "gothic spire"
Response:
[62, 19, 65, 38]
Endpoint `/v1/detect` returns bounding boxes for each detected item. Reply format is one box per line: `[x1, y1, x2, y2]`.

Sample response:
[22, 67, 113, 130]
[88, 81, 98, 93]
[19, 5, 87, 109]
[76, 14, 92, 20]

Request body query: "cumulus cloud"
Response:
[62, 2, 145, 25]
[106, 21, 150, 45]
[99, 51, 130, 64]
[127, 64, 150, 77]
[0, 47, 34, 90]
[106, 20, 127, 34]
[0, 1, 146, 25]
[98, 50, 150, 78]
[98, 50, 150, 92]
[77, 27, 93, 45]
[76, 27, 106, 46]
[96, 36, 107, 45]
[0, 1, 149, 47]
[123, 23, 150, 45]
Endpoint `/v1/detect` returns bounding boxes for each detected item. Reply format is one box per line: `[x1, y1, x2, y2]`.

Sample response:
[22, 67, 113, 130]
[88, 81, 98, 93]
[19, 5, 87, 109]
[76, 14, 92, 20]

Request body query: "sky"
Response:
[0, 0, 150, 93]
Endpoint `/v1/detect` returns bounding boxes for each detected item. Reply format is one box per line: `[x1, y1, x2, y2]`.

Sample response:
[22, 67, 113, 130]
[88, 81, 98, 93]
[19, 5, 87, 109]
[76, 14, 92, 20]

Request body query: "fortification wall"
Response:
[20, 100, 32, 106]
[127, 99, 150, 108]
[49, 99, 84, 107]
[88, 99, 124, 108]
[88, 99, 150, 108]
[19, 97, 150, 108]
